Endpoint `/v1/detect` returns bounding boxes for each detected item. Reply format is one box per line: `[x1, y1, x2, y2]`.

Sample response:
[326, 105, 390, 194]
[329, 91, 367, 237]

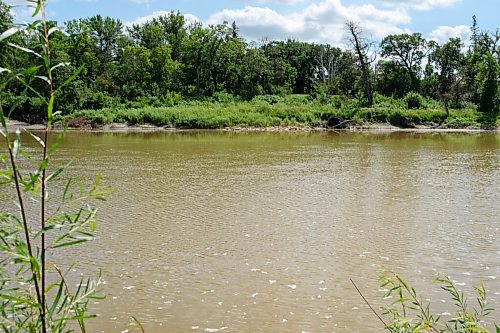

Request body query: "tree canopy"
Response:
[0, 2, 498, 121]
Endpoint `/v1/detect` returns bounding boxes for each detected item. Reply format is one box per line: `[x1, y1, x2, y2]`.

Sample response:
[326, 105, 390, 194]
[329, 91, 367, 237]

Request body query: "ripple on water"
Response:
[39, 131, 500, 333]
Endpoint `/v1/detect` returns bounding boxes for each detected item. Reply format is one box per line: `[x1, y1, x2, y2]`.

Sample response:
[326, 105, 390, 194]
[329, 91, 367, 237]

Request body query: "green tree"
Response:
[478, 52, 499, 114]
[88, 15, 124, 67]
[376, 60, 412, 98]
[432, 37, 464, 116]
[380, 33, 429, 92]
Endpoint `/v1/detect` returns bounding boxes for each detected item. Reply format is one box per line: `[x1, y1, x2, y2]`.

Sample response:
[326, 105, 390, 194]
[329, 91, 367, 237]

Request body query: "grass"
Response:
[58, 96, 500, 130]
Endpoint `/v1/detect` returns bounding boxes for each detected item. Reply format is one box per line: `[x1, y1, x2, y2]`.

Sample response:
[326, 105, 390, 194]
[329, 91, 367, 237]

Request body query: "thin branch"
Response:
[350, 278, 387, 327]
[7, 143, 44, 321]
[40, 2, 53, 332]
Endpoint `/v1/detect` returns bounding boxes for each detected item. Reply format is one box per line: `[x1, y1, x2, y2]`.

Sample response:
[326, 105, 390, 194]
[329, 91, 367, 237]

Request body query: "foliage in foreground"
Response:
[0, 0, 111, 331]
[381, 273, 500, 333]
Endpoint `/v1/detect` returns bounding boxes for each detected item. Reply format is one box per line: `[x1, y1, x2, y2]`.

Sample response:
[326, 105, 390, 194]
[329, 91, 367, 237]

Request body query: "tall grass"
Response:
[59, 97, 498, 130]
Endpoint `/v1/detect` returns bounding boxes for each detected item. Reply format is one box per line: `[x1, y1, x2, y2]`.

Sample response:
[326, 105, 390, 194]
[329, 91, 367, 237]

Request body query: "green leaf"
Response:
[27, 19, 42, 30]
[38, 158, 48, 173]
[7, 43, 42, 58]
[48, 26, 60, 36]
[48, 130, 66, 156]
[17, 77, 47, 102]
[47, 94, 55, 124]
[32, 0, 43, 17]
[55, 66, 84, 93]
[12, 129, 21, 160]
[52, 239, 87, 248]
[46, 166, 65, 182]
[62, 178, 72, 202]
[29, 255, 41, 276]
[91, 174, 102, 192]
[24, 65, 42, 77]
[25, 130, 45, 148]
[0, 27, 19, 42]
[35, 75, 50, 85]
[48, 281, 64, 317]
[0, 106, 6, 129]
[51, 62, 70, 72]
[495, 324, 500, 333]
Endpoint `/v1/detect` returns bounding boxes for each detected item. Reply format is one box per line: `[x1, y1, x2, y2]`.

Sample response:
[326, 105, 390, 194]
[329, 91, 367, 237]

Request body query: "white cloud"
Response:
[208, 0, 410, 45]
[429, 25, 471, 44]
[377, 0, 461, 11]
[125, 11, 199, 28]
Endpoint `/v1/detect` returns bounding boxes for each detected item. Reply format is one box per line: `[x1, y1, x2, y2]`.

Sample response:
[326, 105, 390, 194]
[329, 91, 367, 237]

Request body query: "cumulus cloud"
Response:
[377, 0, 461, 11]
[429, 25, 471, 43]
[208, 0, 409, 45]
[125, 11, 199, 28]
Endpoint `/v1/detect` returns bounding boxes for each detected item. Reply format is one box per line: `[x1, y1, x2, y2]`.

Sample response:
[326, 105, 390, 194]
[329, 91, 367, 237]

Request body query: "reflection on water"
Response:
[39, 131, 500, 332]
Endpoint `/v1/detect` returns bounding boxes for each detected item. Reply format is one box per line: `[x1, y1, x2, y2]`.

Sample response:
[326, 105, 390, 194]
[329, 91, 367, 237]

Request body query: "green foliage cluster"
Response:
[0, 1, 111, 331]
[0, 2, 498, 123]
[404, 92, 424, 109]
[381, 273, 499, 333]
[56, 97, 500, 130]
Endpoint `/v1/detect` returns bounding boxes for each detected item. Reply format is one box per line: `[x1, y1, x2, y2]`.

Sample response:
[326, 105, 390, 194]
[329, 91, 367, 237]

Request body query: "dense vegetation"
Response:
[0, 1, 498, 128]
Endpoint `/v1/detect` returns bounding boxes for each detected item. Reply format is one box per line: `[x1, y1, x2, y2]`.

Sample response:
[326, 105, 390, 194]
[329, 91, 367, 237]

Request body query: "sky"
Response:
[5, 0, 499, 46]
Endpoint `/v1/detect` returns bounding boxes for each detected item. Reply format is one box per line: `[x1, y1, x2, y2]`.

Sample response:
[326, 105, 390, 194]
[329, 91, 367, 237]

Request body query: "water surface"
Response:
[48, 131, 500, 332]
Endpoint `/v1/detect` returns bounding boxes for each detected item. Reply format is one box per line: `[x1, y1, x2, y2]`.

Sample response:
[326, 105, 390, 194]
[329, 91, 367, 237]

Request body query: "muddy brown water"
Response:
[18, 131, 500, 332]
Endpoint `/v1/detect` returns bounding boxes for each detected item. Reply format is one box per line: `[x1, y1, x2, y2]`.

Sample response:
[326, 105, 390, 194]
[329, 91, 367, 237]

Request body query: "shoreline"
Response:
[5, 120, 500, 134]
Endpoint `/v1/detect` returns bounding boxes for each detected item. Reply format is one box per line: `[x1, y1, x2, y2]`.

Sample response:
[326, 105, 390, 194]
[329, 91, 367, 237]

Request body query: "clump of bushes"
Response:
[252, 94, 285, 105]
[404, 91, 424, 109]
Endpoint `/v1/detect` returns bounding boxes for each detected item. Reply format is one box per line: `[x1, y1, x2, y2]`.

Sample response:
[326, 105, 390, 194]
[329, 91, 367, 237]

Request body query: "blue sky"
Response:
[6, 0, 499, 45]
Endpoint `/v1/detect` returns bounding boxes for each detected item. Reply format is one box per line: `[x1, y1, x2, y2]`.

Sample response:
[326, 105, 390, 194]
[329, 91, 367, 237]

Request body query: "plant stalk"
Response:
[7, 145, 44, 327]
[40, 2, 54, 332]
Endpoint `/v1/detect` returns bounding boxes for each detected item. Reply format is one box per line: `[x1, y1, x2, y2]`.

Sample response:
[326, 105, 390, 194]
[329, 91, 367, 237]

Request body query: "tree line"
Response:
[0, 0, 498, 122]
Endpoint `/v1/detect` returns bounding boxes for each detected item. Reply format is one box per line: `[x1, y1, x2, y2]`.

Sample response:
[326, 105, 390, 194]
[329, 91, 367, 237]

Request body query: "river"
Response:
[46, 131, 500, 332]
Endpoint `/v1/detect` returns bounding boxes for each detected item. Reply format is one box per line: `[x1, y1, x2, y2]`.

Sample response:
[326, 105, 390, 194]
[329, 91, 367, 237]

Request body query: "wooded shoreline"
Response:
[7, 119, 499, 133]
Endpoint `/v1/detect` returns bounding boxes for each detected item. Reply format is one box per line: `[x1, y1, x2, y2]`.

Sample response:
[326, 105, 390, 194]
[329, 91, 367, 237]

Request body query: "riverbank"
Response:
[6, 100, 500, 132]
[6, 119, 499, 133]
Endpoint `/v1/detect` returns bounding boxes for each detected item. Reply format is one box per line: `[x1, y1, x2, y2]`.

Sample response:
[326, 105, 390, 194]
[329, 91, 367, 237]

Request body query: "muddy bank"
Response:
[5, 120, 499, 133]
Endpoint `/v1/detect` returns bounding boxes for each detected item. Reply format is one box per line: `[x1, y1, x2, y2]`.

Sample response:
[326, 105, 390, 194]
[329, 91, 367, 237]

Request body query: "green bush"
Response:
[212, 92, 235, 104]
[404, 91, 424, 109]
[381, 273, 499, 333]
[164, 91, 182, 107]
[252, 94, 285, 105]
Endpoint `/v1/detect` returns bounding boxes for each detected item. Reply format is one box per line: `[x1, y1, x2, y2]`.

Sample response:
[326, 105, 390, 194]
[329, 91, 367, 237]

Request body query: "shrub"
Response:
[380, 273, 499, 333]
[252, 94, 285, 105]
[404, 91, 424, 109]
[164, 91, 182, 107]
[212, 92, 235, 104]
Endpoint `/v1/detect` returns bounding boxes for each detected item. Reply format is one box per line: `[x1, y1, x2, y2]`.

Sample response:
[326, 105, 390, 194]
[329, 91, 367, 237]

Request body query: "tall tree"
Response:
[87, 15, 124, 67]
[345, 21, 374, 106]
[379, 33, 429, 92]
[431, 38, 464, 116]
